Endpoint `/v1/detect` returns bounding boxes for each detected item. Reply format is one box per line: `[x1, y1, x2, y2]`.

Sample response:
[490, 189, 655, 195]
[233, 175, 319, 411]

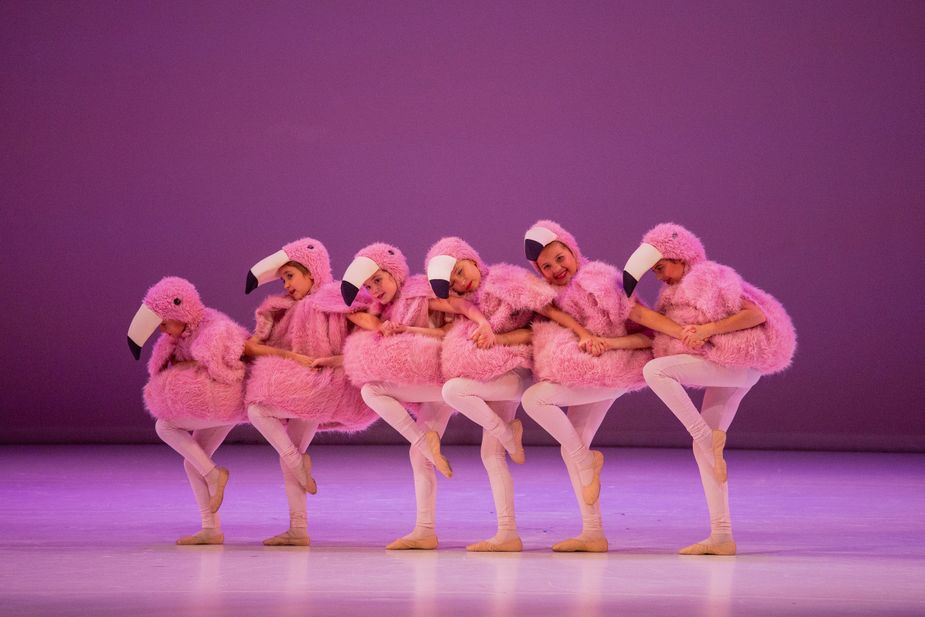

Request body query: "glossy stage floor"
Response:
[1, 444, 923, 616]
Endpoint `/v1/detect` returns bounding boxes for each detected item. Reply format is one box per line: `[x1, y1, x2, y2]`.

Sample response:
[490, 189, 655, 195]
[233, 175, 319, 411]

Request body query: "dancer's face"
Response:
[535, 241, 578, 286]
[279, 264, 314, 300]
[450, 259, 481, 295]
[364, 269, 399, 305]
[159, 319, 186, 336]
[652, 259, 685, 285]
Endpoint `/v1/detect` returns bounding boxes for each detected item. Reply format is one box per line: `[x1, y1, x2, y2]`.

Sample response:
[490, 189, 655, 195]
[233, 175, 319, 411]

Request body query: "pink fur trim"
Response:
[143, 277, 205, 326]
[281, 237, 334, 286]
[532, 321, 650, 389]
[642, 223, 707, 265]
[424, 237, 488, 276]
[344, 330, 443, 386]
[440, 319, 532, 380]
[527, 219, 586, 265]
[555, 261, 633, 336]
[252, 294, 296, 345]
[354, 242, 410, 289]
[475, 263, 556, 332]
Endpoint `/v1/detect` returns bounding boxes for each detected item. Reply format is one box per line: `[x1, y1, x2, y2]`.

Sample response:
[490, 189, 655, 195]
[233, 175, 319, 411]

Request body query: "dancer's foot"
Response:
[176, 528, 224, 545]
[507, 419, 525, 465]
[206, 467, 229, 513]
[424, 431, 453, 479]
[262, 528, 310, 547]
[679, 536, 736, 556]
[386, 528, 438, 550]
[580, 450, 604, 505]
[301, 453, 318, 495]
[712, 430, 728, 483]
[466, 532, 523, 552]
[551, 535, 608, 553]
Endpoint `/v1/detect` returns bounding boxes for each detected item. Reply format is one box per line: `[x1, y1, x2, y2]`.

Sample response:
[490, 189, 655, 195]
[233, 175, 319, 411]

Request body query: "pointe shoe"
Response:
[678, 539, 737, 556]
[712, 430, 728, 483]
[580, 450, 605, 505]
[262, 529, 310, 547]
[176, 529, 224, 545]
[508, 419, 525, 464]
[208, 467, 230, 513]
[466, 537, 523, 552]
[551, 536, 609, 553]
[302, 453, 318, 495]
[385, 534, 438, 550]
[424, 431, 453, 479]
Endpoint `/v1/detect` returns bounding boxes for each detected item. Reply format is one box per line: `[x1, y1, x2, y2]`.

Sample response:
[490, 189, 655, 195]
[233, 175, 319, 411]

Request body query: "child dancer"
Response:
[519, 221, 653, 552]
[243, 237, 377, 546]
[427, 237, 557, 552]
[622, 223, 796, 555]
[341, 242, 485, 549]
[127, 277, 249, 545]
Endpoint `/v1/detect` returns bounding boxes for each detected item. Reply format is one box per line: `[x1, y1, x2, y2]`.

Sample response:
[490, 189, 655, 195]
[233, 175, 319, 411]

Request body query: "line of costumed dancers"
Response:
[127, 221, 796, 555]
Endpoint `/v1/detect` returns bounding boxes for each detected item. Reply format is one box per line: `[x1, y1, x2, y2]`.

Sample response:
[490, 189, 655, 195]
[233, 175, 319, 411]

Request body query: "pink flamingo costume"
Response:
[429, 237, 556, 552]
[127, 276, 249, 545]
[520, 220, 653, 552]
[340, 243, 452, 550]
[243, 237, 377, 545]
[623, 222, 796, 555]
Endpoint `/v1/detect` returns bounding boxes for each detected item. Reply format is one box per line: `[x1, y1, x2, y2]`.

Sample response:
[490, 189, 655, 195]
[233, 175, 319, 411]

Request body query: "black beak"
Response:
[524, 239, 544, 261]
[341, 280, 359, 306]
[429, 279, 450, 299]
[622, 271, 639, 297]
[128, 337, 142, 360]
[245, 271, 258, 295]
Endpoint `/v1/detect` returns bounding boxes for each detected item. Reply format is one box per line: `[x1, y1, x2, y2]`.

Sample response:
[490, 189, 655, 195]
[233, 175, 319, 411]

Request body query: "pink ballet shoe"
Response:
[263, 529, 310, 546]
[712, 430, 728, 483]
[678, 539, 737, 556]
[385, 534, 438, 550]
[425, 431, 453, 479]
[580, 450, 604, 505]
[176, 528, 224, 545]
[551, 536, 608, 553]
[466, 537, 523, 552]
[208, 467, 229, 513]
[508, 419, 525, 464]
[302, 453, 318, 495]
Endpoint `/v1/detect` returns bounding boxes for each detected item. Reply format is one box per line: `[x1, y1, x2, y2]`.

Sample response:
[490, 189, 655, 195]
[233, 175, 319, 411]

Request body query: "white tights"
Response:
[643, 355, 760, 539]
[154, 418, 234, 529]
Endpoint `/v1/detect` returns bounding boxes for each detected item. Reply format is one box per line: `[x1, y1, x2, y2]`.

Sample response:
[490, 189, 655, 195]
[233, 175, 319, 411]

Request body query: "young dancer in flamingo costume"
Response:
[127, 276, 249, 545]
[427, 236, 557, 552]
[622, 223, 796, 555]
[340, 242, 491, 550]
[243, 237, 378, 546]
[520, 221, 654, 553]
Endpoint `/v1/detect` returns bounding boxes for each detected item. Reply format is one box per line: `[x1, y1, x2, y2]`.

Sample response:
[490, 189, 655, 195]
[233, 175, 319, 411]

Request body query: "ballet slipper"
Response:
[508, 419, 525, 465]
[712, 430, 728, 483]
[551, 536, 609, 553]
[580, 450, 604, 505]
[262, 528, 310, 546]
[678, 539, 737, 556]
[424, 431, 453, 479]
[208, 467, 230, 513]
[385, 534, 439, 550]
[176, 528, 224, 545]
[466, 536, 523, 552]
[302, 453, 318, 495]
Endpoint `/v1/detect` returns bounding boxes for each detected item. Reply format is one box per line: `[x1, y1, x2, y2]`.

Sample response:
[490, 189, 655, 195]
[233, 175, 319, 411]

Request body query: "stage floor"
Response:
[1, 444, 923, 616]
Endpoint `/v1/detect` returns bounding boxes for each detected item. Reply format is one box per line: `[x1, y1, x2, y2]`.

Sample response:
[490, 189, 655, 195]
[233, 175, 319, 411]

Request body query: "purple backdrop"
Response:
[2, 1, 923, 450]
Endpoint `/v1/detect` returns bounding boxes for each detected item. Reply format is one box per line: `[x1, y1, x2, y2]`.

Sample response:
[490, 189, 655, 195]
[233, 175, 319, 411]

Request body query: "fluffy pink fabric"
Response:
[441, 263, 556, 381]
[653, 261, 797, 374]
[425, 236, 488, 276]
[526, 219, 587, 266]
[143, 277, 205, 327]
[281, 237, 334, 287]
[343, 275, 443, 386]
[642, 223, 707, 266]
[143, 308, 249, 423]
[245, 281, 377, 433]
[354, 242, 410, 289]
[532, 261, 651, 389]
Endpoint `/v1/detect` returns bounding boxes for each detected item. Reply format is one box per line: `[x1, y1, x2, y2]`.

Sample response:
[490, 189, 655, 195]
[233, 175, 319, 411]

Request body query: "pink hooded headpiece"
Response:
[424, 236, 487, 299]
[523, 219, 586, 266]
[245, 236, 333, 294]
[127, 276, 205, 360]
[340, 242, 410, 305]
[622, 223, 707, 297]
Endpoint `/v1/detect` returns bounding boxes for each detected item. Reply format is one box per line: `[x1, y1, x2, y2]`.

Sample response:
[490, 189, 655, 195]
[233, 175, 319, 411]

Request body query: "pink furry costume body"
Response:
[426, 237, 556, 382]
[244, 238, 377, 433]
[140, 277, 249, 423]
[642, 224, 796, 374]
[528, 220, 651, 391]
[342, 243, 443, 387]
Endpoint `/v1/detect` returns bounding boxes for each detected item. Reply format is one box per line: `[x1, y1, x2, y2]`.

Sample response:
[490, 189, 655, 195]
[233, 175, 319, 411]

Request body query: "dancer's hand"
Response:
[578, 335, 607, 356]
[681, 324, 712, 348]
[288, 352, 316, 368]
[379, 320, 406, 336]
[470, 322, 496, 349]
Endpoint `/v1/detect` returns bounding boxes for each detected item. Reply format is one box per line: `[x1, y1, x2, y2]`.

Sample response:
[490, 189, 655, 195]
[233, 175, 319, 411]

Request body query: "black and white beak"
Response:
[426, 254, 456, 299]
[245, 249, 289, 294]
[127, 304, 162, 360]
[340, 256, 379, 305]
[622, 243, 663, 297]
[524, 226, 558, 261]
